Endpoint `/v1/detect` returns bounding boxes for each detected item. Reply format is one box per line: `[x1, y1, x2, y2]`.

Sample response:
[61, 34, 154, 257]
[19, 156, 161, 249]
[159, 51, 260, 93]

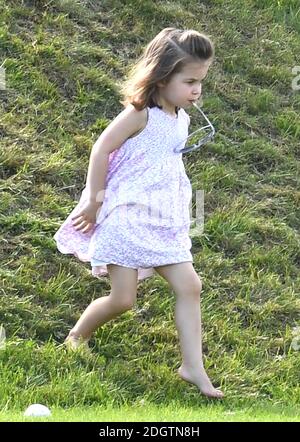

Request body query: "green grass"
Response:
[253, 0, 300, 33]
[1, 0, 300, 417]
[1, 401, 300, 422]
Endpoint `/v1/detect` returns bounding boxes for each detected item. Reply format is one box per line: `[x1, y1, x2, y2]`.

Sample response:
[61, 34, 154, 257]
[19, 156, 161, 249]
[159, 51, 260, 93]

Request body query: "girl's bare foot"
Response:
[64, 333, 90, 353]
[178, 365, 224, 399]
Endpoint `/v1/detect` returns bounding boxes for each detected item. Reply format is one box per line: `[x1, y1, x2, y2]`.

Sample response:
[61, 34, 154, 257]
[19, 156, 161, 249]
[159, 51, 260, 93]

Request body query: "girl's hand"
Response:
[71, 200, 103, 234]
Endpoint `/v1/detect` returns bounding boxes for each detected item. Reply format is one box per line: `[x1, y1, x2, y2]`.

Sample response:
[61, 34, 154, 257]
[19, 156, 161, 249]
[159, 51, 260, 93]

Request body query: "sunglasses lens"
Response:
[184, 127, 213, 151]
[173, 106, 215, 153]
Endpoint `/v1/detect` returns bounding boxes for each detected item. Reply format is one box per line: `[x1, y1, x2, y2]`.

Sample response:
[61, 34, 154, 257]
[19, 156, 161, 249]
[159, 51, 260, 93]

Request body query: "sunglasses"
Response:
[173, 102, 215, 154]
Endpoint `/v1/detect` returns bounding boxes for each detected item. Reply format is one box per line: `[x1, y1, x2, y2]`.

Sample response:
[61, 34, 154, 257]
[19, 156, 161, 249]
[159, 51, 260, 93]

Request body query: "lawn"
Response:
[2, 401, 300, 422]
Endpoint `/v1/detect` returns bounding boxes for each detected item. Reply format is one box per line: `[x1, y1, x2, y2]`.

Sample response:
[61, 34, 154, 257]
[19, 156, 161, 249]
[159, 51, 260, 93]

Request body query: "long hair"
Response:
[120, 28, 214, 110]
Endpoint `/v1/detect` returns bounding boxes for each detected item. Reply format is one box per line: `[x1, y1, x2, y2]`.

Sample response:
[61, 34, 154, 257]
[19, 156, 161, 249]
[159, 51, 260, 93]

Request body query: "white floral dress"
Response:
[53, 106, 193, 281]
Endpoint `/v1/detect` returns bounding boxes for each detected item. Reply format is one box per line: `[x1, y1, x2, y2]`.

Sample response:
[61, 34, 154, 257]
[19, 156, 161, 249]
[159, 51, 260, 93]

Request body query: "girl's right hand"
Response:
[71, 200, 103, 234]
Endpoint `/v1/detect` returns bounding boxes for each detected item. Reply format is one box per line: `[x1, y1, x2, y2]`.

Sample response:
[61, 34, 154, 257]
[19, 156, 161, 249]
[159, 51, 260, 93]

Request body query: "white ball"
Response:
[24, 404, 51, 417]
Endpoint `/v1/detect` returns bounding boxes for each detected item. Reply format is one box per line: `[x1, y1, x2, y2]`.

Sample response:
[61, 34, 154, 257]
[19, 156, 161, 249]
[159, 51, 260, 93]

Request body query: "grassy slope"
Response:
[0, 0, 300, 411]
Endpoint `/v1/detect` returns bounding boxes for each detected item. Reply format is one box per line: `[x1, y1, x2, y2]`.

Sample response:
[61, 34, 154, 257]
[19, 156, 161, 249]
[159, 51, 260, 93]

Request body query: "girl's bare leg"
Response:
[154, 262, 224, 399]
[66, 264, 138, 343]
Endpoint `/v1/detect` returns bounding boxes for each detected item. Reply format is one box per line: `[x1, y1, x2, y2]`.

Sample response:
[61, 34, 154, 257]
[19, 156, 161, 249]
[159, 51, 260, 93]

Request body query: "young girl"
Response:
[53, 27, 224, 399]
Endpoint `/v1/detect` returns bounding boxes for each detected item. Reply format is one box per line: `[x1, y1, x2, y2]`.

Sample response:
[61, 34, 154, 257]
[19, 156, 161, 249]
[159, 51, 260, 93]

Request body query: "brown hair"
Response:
[120, 27, 214, 111]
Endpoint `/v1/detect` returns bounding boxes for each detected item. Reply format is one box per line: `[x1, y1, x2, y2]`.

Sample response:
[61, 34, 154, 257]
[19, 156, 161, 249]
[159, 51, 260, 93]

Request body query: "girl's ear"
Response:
[157, 79, 167, 88]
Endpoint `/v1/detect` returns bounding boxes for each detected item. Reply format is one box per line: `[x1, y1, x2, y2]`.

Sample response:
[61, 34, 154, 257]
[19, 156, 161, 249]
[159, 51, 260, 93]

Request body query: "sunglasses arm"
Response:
[173, 104, 216, 153]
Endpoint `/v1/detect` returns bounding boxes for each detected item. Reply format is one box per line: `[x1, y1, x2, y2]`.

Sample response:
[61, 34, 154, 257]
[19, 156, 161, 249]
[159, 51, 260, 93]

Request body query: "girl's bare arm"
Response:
[85, 104, 147, 203]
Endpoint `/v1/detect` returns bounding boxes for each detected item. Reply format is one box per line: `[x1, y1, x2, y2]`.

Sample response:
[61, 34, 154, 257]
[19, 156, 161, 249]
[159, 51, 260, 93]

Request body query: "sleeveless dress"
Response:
[53, 105, 193, 281]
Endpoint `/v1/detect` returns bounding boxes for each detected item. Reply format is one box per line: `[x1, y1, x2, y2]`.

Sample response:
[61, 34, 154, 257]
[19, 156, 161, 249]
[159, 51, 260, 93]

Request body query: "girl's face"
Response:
[157, 60, 211, 111]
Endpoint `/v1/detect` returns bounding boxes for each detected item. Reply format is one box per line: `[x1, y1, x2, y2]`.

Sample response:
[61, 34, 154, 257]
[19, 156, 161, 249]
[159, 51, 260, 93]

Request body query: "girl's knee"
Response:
[189, 278, 202, 297]
[178, 275, 202, 299]
[109, 292, 137, 312]
[107, 264, 138, 311]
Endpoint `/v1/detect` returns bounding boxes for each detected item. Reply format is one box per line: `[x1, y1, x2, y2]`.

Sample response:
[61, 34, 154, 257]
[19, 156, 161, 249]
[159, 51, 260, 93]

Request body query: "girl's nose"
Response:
[193, 85, 201, 96]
